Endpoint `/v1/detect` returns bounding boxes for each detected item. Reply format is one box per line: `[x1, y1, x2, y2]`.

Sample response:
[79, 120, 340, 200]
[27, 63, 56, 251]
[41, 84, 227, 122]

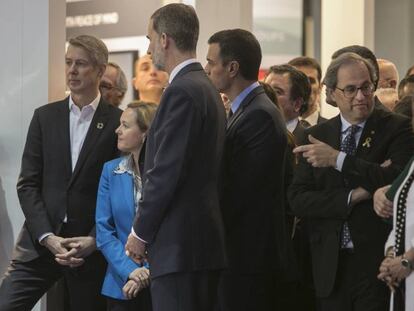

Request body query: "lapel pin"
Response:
[371, 130, 375, 134]
[362, 137, 371, 148]
[97, 122, 104, 129]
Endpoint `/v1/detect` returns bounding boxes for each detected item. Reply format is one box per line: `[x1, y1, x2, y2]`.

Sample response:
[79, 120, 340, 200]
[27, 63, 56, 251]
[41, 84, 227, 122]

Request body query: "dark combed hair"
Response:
[288, 56, 322, 82]
[331, 45, 379, 89]
[208, 29, 262, 81]
[151, 3, 199, 52]
[267, 64, 311, 114]
[398, 74, 414, 99]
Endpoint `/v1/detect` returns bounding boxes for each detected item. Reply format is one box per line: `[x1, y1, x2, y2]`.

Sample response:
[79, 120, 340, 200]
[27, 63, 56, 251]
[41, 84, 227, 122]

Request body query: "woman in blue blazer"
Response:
[96, 101, 157, 311]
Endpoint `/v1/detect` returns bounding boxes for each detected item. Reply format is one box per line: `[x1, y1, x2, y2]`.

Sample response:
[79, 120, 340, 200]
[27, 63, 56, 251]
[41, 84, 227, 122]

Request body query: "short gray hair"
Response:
[324, 52, 377, 90]
[108, 62, 128, 94]
[69, 35, 108, 67]
[151, 3, 199, 52]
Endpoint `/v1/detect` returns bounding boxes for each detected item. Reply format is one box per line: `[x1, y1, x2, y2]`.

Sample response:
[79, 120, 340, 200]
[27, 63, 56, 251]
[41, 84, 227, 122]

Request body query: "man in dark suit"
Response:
[204, 29, 288, 311]
[289, 56, 328, 127]
[289, 52, 414, 311]
[124, 4, 227, 311]
[0, 35, 121, 311]
[264, 64, 316, 311]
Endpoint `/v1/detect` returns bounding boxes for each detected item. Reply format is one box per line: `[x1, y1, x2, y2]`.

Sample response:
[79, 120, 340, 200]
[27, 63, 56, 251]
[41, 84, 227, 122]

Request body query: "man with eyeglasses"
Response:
[289, 52, 414, 311]
[100, 62, 128, 108]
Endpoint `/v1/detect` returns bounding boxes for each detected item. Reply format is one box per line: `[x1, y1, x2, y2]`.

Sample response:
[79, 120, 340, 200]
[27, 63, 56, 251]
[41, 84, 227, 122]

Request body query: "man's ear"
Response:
[160, 33, 168, 49]
[293, 98, 303, 113]
[326, 87, 338, 107]
[97, 64, 106, 79]
[228, 61, 239, 78]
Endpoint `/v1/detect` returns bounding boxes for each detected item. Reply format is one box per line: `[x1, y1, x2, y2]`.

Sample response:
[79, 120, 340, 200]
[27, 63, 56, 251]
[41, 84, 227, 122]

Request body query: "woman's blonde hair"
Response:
[127, 100, 158, 132]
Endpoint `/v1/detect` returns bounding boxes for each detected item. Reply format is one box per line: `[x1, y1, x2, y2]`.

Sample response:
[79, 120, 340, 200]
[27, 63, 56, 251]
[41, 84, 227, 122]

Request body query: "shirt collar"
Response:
[113, 155, 135, 175]
[286, 118, 299, 133]
[339, 114, 366, 133]
[169, 58, 198, 84]
[69, 93, 100, 111]
[230, 82, 260, 114]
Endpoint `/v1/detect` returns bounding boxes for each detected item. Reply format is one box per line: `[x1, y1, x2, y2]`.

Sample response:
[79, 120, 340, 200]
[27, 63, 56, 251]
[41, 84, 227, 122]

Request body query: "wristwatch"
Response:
[401, 255, 413, 270]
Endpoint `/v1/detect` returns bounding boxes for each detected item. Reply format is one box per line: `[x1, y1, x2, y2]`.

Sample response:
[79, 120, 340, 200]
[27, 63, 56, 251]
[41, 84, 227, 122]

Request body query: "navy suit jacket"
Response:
[96, 157, 143, 300]
[133, 62, 227, 278]
[221, 85, 289, 273]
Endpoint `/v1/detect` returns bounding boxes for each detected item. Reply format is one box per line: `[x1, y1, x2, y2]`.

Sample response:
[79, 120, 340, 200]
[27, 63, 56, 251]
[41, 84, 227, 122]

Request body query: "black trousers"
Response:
[318, 250, 389, 311]
[216, 271, 276, 311]
[151, 270, 220, 311]
[106, 288, 152, 311]
[0, 252, 106, 311]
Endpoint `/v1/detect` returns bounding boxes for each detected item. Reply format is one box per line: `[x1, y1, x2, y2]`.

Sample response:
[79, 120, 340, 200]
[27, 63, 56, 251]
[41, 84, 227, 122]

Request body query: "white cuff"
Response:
[131, 227, 147, 244]
[335, 151, 346, 171]
[38, 232, 53, 244]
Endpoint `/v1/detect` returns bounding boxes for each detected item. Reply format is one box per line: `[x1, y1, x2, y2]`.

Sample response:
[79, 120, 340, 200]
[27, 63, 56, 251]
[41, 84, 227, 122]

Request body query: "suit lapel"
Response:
[58, 98, 72, 176]
[356, 108, 379, 157]
[227, 86, 264, 131]
[120, 173, 135, 215]
[69, 98, 110, 186]
[325, 115, 342, 150]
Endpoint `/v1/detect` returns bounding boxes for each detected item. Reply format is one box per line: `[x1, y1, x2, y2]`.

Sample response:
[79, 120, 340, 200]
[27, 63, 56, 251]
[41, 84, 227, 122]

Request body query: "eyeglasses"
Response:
[336, 83, 375, 99]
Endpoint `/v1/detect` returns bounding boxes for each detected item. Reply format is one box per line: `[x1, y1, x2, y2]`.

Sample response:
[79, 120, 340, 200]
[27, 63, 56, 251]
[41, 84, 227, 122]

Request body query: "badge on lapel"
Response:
[362, 130, 375, 148]
[96, 122, 104, 129]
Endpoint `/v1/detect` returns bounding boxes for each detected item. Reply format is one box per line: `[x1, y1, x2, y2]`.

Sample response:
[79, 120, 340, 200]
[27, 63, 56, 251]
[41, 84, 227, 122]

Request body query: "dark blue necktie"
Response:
[340, 125, 360, 248]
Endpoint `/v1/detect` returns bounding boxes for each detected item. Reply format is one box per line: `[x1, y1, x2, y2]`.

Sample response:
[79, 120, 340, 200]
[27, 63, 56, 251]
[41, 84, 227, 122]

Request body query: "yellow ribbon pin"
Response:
[362, 137, 371, 148]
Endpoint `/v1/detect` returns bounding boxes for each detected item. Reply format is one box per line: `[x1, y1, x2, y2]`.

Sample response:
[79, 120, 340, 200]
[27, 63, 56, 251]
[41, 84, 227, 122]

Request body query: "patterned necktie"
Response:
[340, 125, 360, 248]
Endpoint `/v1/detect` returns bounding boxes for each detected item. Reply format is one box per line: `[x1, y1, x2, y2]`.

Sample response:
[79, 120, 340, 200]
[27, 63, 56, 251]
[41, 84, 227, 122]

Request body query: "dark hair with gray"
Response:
[151, 3, 199, 52]
[331, 45, 379, 88]
[267, 64, 311, 114]
[69, 35, 108, 67]
[208, 29, 262, 81]
[108, 62, 128, 94]
[324, 52, 377, 91]
[288, 56, 322, 82]
[127, 100, 158, 132]
[259, 81, 279, 109]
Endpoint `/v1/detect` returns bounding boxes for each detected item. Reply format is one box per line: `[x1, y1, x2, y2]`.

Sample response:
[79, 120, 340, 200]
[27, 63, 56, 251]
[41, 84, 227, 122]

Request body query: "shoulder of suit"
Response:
[35, 97, 69, 113]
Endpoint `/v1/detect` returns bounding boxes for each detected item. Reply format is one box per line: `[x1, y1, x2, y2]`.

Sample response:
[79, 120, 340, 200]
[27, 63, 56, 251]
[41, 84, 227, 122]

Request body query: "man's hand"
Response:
[129, 267, 150, 289]
[380, 256, 411, 283]
[125, 233, 146, 264]
[350, 187, 372, 206]
[373, 185, 393, 218]
[42, 234, 69, 256]
[293, 135, 339, 168]
[122, 279, 141, 299]
[55, 236, 96, 267]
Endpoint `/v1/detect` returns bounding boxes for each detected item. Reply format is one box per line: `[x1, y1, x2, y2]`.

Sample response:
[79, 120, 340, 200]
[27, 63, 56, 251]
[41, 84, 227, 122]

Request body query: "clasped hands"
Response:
[123, 267, 150, 299]
[42, 234, 96, 268]
[378, 253, 412, 291]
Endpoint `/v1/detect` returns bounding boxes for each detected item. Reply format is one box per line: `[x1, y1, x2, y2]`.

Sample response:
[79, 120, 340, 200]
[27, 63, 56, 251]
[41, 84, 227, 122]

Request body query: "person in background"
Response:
[377, 58, 399, 89]
[100, 62, 128, 108]
[374, 99, 414, 310]
[264, 64, 310, 142]
[0, 34, 122, 311]
[289, 56, 327, 127]
[133, 54, 168, 104]
[375, 87, 399, 111]
[394, 95, 414, 119]
[398, 75, 414, 100]
[96, 101, 157, 311]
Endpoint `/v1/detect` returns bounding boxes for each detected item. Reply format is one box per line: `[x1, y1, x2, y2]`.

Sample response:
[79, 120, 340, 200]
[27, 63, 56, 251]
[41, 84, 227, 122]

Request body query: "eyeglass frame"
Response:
[99, 82, 125, 93]
[335, 83, 375, 99]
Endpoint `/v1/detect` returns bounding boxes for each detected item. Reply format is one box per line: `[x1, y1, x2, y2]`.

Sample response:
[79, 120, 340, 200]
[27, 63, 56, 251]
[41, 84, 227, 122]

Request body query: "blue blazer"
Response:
[96, 157, 140, 300]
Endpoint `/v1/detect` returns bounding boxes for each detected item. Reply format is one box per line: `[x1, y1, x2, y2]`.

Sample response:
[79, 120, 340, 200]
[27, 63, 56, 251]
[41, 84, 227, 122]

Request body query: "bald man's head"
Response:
[377, 58, 399, 89]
